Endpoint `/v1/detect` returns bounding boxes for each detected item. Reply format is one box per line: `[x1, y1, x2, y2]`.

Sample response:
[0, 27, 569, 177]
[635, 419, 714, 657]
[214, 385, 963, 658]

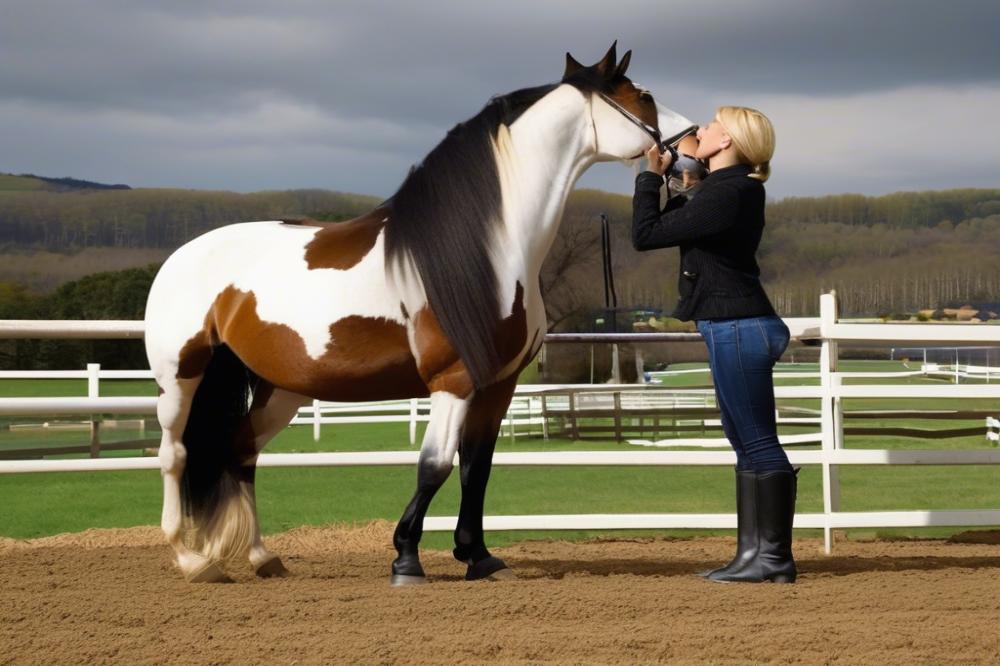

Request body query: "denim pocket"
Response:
[758, 316, 790, 363]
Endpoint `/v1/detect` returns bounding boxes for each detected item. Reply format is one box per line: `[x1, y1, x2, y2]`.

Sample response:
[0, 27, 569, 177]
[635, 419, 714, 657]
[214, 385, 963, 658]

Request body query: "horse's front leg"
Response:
[453, 376, 518, 581]
[391, 390, 470, 586]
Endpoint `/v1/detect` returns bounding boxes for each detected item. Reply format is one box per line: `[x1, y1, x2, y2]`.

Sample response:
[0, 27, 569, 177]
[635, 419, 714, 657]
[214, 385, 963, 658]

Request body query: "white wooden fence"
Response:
[1, 291, 999, 553]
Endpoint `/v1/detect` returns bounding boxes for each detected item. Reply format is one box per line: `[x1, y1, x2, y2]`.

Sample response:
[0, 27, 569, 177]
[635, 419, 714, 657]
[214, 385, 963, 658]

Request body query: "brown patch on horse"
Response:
[607, 79, 658, 129]
[195, 285, 427, 402]
[414, 281, 528, 398]
[495, 282, 528, 366]
[176, 329, 214, 380]
[461, 374, 519, 442]
[179, 279, 531, 400]
[282, 207, 388, 271]
[412, 305, 475, 397]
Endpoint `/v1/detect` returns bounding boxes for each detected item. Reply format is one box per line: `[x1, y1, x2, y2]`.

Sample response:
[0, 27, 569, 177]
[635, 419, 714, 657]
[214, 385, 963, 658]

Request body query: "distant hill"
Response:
[0, 173, 997, 318]
[0, 180, 382, 290]
[547, 187, 1000, 322]
[0, 172, 130, 192]
[0, 185, 380, 250]
[767, 188, 1000, 228]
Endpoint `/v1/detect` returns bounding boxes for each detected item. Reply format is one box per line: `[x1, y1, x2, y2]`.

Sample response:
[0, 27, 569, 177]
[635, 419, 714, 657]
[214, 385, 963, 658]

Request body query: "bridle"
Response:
[596, 91, 698, 161]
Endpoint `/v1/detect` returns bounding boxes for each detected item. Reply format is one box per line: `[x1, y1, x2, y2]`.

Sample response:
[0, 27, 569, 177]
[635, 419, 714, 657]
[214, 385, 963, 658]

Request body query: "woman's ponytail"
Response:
[716, 107, 775, 184]
[749, 160, 770, 183]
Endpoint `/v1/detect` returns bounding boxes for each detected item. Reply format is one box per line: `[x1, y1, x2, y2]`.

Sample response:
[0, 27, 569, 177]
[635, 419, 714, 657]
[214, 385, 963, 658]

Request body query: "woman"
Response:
[631, 106, 796, 584]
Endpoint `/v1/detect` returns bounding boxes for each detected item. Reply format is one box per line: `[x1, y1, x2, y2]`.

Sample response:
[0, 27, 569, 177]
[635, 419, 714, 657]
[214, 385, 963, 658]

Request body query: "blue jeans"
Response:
[695, 315, 792, 472]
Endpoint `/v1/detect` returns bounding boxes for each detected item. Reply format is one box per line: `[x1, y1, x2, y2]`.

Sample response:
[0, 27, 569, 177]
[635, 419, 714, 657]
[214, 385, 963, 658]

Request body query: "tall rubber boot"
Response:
[697, 470, 757, 577]
[707, 468, 797, 584]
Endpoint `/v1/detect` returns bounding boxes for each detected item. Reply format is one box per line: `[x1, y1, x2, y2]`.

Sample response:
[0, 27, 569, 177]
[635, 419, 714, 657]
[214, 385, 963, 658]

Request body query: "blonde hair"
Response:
[715, 106, 775, 182]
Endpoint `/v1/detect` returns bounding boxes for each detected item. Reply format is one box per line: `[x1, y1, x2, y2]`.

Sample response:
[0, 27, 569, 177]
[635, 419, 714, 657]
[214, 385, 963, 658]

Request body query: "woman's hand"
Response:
[644, 144, 673, 176]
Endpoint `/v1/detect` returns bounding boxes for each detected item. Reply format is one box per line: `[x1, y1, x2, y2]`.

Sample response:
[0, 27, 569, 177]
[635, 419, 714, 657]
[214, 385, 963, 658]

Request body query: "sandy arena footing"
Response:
[2, 522, 999, 664]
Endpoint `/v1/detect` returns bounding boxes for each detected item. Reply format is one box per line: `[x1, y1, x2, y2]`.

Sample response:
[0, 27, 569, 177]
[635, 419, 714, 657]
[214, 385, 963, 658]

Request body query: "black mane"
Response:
[383, 84, 558, 390]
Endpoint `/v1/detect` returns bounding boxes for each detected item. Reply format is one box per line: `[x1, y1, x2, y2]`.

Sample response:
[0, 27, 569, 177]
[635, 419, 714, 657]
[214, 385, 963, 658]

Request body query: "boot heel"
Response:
[768, 573, 796, 584]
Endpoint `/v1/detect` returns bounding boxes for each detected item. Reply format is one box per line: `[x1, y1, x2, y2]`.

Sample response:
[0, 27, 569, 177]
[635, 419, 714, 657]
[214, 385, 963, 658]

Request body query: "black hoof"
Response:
[465, 555, 515, 581]
[391, 556, 425, 579]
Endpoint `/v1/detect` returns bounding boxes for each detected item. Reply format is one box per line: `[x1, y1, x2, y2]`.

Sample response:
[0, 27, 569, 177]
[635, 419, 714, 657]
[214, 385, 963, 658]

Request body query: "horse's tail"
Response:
[181, 343, 257, 563]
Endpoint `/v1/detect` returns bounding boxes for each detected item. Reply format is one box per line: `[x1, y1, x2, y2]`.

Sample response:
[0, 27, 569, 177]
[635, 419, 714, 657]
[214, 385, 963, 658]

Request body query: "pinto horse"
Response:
[145, 43, 695, 584]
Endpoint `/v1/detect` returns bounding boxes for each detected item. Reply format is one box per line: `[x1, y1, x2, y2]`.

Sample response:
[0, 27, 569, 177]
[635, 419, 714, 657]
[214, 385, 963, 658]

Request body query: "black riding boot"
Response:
[707, 468, 797, 584]
[698, 470, 757, 577]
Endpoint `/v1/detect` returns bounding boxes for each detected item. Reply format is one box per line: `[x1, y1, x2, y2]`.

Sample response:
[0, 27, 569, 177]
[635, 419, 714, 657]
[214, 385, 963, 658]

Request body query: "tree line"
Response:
[0, 266, 157, 370]
[543, 188, 1000, 327]
[0, 183, 997, 370]
[0, 188, 380, 249]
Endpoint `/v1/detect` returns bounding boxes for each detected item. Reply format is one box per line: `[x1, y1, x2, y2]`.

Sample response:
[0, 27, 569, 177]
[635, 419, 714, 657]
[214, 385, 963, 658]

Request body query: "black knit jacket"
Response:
[631, 163, 778, 322]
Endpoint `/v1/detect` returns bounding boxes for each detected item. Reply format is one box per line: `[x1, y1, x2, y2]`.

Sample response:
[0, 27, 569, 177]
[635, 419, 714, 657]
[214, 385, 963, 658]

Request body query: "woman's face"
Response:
[675, 133, 700, 157]
[694, 118, 731, 161]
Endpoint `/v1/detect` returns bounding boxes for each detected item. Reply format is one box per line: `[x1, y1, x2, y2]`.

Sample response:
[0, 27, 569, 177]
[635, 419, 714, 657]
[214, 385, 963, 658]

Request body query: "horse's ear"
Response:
[614, 49, 632, 79]
[595, 40, 618, 78]
[564, 52, 584, 79]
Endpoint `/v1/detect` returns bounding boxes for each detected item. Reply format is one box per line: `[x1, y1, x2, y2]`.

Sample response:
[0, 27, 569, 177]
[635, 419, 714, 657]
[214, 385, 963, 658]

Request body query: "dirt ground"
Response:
[2, 522, 999, 665]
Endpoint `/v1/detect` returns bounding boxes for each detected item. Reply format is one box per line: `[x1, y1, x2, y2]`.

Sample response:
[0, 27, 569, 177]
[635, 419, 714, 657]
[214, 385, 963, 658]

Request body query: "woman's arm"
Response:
[631, 174, 741, 250]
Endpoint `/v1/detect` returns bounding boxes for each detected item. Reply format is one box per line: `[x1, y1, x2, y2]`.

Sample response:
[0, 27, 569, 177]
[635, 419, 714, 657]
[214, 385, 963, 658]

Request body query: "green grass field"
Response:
[1, 360, 998, 547]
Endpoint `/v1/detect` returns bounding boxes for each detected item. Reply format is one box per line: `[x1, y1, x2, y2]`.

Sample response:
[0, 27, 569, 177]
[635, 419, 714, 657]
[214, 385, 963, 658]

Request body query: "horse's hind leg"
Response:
[157, 378, 230, 583]
[237, 387, 309, 577]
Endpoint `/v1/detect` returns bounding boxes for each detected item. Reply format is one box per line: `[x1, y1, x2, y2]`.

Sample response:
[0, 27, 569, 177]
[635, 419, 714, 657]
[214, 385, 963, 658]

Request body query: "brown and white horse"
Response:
[145, 43, 693, 584]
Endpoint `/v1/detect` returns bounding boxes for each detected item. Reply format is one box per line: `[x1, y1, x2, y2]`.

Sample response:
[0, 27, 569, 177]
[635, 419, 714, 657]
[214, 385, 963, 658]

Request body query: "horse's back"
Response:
[145, 219, 423, 399]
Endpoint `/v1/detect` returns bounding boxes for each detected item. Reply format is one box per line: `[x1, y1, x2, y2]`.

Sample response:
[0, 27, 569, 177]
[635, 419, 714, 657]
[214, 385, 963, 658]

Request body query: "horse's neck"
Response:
[495, 88, 595, 281]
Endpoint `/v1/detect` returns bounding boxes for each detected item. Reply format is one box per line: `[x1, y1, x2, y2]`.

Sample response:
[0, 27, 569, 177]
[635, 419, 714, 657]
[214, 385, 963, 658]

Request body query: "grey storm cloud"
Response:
[2, 0, 999, 198]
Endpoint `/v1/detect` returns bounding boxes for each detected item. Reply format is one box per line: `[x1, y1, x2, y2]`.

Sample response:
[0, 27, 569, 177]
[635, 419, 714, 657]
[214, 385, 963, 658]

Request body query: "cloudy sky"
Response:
[2, 1, 999, 200]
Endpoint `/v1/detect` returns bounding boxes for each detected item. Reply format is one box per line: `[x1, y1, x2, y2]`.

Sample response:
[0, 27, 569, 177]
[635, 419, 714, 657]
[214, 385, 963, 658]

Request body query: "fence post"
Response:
[613, 391, 623, 441]
[540, 395, 550, 440]
[568, 390, 578, 439]
[312, 399, 321, 442]
[409, 398, 418, 446]
[508, 399, 516, 445]
[611, 344, 621, 383]
[819, 292, 840, 554]
[87, 363, 101, 458]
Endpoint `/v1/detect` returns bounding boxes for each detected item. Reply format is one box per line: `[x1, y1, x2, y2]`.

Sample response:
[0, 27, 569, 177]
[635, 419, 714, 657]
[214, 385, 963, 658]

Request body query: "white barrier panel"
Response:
[823, 321, 1000, 345]
[7, 448, 1000, 475]
[1, 303, 998, 552]
[0, 370, 154, 380]
[0, 320, 144, 339]
[422, 509, 1000, 532]
[0, 397, 157, 416]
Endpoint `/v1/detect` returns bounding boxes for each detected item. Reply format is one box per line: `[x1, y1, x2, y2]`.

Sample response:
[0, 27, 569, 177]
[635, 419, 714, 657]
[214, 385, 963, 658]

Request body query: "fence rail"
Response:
[1, 293, 999, 552]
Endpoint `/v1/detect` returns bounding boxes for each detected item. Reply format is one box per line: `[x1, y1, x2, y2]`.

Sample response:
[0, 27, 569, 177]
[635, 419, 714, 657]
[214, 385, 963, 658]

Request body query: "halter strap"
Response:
[596, 91, 697, 153]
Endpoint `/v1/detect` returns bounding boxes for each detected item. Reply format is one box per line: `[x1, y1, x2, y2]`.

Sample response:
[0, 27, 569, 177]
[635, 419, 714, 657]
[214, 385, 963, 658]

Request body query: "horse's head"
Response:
[562, 41, 696, 162]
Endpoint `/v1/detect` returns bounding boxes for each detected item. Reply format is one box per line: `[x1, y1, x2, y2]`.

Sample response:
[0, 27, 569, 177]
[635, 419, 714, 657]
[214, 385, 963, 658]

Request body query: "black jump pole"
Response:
[600, 213, 618, 332]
